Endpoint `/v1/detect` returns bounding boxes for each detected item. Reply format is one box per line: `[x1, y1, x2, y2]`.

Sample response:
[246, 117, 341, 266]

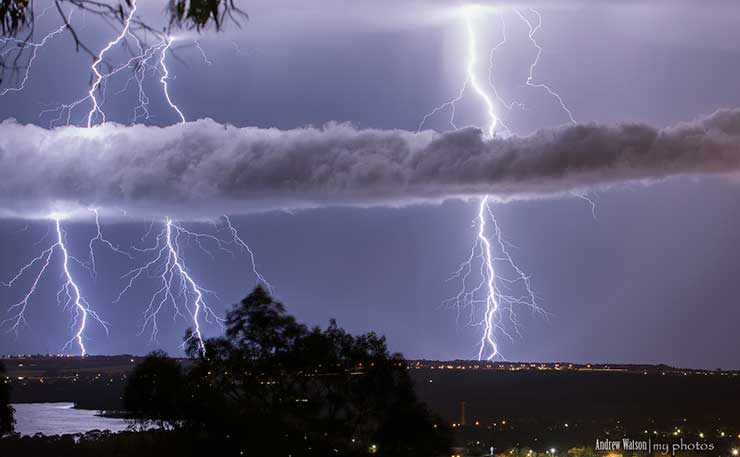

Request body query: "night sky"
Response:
[1, 0, 739, 369]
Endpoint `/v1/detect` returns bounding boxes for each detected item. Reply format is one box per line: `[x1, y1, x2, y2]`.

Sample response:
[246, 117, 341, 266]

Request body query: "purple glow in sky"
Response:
[1, 0, 739, 369]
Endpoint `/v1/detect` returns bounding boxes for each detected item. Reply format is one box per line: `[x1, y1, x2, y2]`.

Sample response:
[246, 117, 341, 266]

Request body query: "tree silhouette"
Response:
[0, 361, 14, 437]
[1, 0, 244, 37]
[128, 286, 451, 455]
[0, 0, 245, 91]
[123, 350, 186, 430]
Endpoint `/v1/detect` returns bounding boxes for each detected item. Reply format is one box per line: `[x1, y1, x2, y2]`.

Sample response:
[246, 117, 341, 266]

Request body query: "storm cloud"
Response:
[1, 108, 739, 220]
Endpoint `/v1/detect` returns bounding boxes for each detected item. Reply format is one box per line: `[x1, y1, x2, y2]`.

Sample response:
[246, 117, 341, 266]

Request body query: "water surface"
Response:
[12, 402, 129, 436]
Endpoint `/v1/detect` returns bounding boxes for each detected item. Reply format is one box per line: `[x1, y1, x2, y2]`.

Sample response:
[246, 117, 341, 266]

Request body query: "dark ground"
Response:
[2, 356, 740, 453]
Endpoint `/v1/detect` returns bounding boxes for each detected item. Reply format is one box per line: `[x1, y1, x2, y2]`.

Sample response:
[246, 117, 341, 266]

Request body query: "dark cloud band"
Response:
[1, 108, 739, 220]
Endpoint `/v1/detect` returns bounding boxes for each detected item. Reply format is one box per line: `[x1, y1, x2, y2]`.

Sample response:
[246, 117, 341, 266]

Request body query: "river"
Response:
[11, 403, 130, 436]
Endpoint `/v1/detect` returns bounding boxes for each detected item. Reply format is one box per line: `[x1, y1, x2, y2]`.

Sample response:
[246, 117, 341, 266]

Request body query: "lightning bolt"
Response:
[116, 217, 269, 355]
[572, 192, 598, 220]
[159, 36, 186, 124]
[1, 0, 185, 127]
[1, 1, 263, 357]
[163, 220, 212, 355]
[114, 36, 168, 124]
[86, 208, 134, 279]
[513, 8, 577, 125]
[429, 5, 550, 360]
[462, 7, 499, 139]
[55, 218, 110, 355]
[446, 196, 542, 360]
[86, 0, 138, 127]
[488, 11, 525, 114]
[475, 196, 499, 360]
[2, 216, 108, 355]
[40, 36, 163, 126]
[116, 220, 219, 355]
[419, 5, 501, 137]
[39, 2, 184, 127]
[420, 6, 577, 135]
[223, 216, 273, 294]
[0, 9, 72, 96]
[194, 39, 213, 66]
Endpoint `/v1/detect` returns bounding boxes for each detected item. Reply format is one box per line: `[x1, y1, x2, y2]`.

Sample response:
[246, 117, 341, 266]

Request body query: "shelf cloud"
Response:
[1, 108, 739, 220]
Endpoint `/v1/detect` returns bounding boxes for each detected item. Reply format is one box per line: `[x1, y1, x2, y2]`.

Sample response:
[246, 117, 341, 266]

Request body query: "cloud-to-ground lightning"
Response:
[429, 5, 554, 360]
[223, 216, 273, 293]
[1, 4, 270, 356]
[116, 217, 269, 355]
[1, 216, 109, 355]
[55, 218, 110, 355]
[446, 195, 542, 360]
[116, 220, 221, 356]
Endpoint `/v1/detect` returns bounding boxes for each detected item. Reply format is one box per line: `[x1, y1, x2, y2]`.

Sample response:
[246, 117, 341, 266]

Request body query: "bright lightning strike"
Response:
[419, 6, 501, 137]
[44, 35, 170, 127]
[1, 2, 264, 356]
[116, 220, 219, 356]
[117, 217, 270, 355]
[223, 216, 273, 294]
[114, 35, 168, 124]
[163, 220, 212, 356]
[513, 8, 577, 125]
[446, 196, 542, 360]
[159, 37, 186, 124]
[429, 5, 549, 360]
[55, 218, 110, 355]
[2, 216, 108, 355]
[463, 6, 498, 138]
[87, 208, 134, 279]
[86, 0, 138, 127]
[0, 11, 71, 96]
[39, 1, 184, 127]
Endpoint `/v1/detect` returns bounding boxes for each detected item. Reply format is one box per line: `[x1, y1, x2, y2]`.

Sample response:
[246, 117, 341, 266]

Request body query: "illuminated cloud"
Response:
[1, 108, 739, 220]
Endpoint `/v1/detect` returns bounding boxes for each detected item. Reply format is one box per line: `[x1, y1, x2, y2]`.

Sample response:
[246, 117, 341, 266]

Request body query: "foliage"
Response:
[126, 286, 451, 456]
[0, 0, 28, 37]
[0, 0, 244, 37]
[168, 0, 246, 31]
[123, 350, 186, 430]
[0, 361, 14, 436]
[0, 0, 245, 85]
